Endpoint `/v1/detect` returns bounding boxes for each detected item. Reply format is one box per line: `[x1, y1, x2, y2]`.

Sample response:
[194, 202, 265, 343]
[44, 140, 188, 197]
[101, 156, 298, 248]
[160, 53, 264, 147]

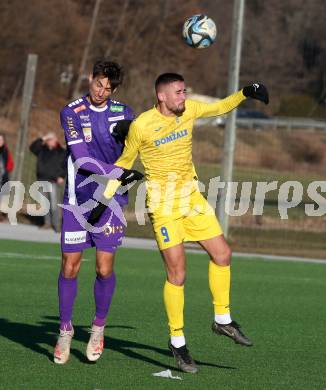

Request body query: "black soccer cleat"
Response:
[212, 321, 253, 347]
[168, 341, 198, 374]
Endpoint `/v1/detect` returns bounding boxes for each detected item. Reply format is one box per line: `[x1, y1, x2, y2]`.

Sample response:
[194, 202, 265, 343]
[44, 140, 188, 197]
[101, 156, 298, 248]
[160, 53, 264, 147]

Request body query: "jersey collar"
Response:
[84, 95, 109, 112]
[89, 104, 108, 112]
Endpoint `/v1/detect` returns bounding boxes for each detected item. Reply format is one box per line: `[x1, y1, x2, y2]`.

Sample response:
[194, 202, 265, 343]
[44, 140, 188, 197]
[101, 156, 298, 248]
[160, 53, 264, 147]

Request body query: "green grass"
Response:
[1, 240, 326, 389]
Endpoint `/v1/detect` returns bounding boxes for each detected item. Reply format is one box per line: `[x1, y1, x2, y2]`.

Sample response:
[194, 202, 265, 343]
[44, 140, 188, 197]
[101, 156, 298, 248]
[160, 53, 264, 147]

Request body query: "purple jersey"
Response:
[60, 95, 133, 207]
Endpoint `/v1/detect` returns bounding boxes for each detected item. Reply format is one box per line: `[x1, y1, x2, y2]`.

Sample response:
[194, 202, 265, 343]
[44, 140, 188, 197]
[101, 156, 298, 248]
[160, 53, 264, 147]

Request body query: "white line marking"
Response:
[0, 252, 90, 262]
[184, 248, 326, 265]
[121, 238, 326, 264]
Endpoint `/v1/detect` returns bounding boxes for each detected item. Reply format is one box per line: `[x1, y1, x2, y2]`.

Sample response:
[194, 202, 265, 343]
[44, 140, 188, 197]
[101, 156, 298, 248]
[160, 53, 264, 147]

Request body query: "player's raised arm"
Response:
[192, 83, 269, 119]
[61, 107, 122, 177]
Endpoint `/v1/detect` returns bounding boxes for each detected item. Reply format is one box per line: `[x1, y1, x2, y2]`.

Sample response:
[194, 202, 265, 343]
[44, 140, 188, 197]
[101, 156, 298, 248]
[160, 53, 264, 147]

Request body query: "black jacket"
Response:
[30, 138, 66, 181]
[0, 144, 14, 186]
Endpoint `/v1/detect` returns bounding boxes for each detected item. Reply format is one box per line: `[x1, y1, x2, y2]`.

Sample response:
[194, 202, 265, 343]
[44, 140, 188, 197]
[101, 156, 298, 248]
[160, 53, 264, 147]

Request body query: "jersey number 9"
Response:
[160, 226, 170, 243]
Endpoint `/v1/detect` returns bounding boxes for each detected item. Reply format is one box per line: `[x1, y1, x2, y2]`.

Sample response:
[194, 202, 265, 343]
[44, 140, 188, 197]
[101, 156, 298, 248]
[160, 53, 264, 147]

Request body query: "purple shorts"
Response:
[61, 206, 126, 253]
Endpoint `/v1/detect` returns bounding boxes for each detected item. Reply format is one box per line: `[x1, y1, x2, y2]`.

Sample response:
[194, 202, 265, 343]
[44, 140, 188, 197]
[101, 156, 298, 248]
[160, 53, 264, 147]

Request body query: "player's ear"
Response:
[88, 73, 93, 84]
[157, 91, 166, 103]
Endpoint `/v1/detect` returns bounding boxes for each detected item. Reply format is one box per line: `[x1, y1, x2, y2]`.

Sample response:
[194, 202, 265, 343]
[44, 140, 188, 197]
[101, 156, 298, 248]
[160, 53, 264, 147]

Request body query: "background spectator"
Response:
[30, 132, 66, 232]
[0, 133, 14, 222]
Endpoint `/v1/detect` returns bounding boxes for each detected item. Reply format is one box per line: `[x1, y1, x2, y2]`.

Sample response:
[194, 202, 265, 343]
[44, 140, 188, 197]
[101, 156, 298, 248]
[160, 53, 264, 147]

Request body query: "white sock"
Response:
[215, 313, 232, 325]
[171, 335, 186, 348]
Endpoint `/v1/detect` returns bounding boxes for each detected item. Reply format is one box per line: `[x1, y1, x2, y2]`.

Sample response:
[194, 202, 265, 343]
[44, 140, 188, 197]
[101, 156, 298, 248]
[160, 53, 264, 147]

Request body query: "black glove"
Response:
[87, 202, 107, 226]
[118, 169, 144, 186]
[243, 83, 269, 104]
[87, 169, 143, 225]
[112, 120, 132, 143]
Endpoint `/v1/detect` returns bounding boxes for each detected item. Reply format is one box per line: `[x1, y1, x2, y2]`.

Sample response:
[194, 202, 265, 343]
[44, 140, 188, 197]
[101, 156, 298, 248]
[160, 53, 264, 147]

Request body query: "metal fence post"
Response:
[13, 54, 38, 183]
[218, 0, 245, 237]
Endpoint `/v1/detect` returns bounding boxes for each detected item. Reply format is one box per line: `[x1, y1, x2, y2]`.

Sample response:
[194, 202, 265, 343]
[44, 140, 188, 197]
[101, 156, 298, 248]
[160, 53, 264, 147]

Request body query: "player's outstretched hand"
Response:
[243, 83, 269, 105]
[119, 169, 144, 186]
[112, 120, 133, 143]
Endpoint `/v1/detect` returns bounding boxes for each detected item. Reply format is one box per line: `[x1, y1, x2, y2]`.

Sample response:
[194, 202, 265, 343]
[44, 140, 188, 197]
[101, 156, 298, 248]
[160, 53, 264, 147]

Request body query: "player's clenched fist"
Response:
[242, 83, 269, 105]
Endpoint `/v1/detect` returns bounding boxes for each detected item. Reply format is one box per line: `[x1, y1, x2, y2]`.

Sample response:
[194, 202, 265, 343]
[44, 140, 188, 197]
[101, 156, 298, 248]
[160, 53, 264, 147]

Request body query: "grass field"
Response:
[1, 239, 326, 389]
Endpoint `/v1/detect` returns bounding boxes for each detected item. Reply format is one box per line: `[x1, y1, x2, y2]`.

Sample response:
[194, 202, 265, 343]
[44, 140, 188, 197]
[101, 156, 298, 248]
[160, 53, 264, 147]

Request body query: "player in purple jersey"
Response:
[54, 59, 143, 364]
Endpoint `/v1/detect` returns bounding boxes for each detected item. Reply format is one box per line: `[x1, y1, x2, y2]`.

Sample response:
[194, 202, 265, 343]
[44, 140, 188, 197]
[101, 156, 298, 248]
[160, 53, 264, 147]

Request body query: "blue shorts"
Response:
[61, 206, 126, 254]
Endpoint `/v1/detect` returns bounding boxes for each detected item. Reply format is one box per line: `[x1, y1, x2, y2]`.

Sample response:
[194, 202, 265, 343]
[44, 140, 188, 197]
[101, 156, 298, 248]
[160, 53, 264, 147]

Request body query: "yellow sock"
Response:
[208, 261, 230, 315]
[163, 280, 184, 336]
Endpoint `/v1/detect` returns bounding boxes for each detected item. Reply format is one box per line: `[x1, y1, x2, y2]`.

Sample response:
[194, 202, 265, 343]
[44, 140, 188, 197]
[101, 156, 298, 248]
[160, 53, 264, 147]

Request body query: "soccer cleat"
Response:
[168, 341, 198, 374]
[86, 324, 105, 362]
[212, 320, 253, 346]
[54, 327, 74, 364]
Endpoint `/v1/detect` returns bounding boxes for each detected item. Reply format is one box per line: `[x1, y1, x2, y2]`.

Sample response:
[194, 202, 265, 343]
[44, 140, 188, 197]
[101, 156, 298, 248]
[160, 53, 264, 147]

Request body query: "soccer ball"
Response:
[182, 14, 217, 49]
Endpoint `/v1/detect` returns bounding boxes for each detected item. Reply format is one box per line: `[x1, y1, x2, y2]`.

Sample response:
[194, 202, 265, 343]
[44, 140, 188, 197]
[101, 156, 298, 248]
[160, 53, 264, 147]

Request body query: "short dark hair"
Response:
[92, 59, 124, 90]
[155, 73, 184, 92]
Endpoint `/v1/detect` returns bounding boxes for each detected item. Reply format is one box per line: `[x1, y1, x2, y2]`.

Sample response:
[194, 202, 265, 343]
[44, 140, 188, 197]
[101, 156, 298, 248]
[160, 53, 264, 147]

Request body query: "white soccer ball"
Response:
[182, 14, 217, 49]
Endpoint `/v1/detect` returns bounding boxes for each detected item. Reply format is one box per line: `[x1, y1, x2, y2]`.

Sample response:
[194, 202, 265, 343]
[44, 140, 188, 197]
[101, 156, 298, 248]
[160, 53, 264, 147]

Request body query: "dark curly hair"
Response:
[92, 59, 124, 90]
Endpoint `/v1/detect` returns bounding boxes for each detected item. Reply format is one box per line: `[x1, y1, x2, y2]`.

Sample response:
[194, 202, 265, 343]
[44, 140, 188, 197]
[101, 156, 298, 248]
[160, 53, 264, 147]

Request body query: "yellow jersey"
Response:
[105, 90, 246, 202]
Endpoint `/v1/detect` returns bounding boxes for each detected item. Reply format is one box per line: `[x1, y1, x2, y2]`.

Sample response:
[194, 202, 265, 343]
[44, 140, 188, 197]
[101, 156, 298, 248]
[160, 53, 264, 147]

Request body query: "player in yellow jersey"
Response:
[89, 73, 269, 373]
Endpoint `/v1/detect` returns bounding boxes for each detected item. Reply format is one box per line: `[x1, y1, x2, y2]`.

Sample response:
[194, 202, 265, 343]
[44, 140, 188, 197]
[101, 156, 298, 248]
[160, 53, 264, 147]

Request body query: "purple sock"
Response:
[93, 272, 116, 327]
[58, 273, 77, 330]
